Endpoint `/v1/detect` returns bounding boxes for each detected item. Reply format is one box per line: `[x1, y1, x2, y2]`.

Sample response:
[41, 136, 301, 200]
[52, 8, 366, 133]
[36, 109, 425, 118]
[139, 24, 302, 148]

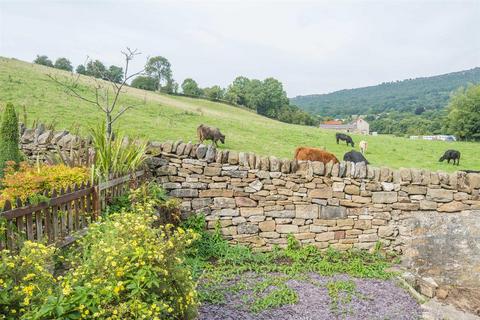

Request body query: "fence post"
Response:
[92, 184, 101, 221]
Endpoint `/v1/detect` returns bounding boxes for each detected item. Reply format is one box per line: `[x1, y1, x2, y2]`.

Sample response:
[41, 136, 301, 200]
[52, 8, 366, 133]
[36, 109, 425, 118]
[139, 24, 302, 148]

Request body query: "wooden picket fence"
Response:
[0, 170, 145, 251]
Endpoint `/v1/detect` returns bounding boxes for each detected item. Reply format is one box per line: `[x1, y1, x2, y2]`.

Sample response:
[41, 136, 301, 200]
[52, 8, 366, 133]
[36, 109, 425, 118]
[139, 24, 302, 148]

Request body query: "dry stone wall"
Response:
[146, 140, 480, 290]
[18, 125, 480, 290]
[19, 123, 90, 161]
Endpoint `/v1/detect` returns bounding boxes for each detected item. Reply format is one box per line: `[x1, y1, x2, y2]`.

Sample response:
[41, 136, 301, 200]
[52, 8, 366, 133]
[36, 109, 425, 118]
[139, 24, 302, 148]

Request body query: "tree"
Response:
[86, 60, 107, 79]
[181, 78, 202, 96]
[107, 65, 124, 83]
[0, 103, 21, 176]
[203, 85, 224, 100]
[225, 76, 251, 106]
[244, 79, 264, 110]
[255, 78, 289, 118]
[145, 56, 172, 91]
[54, 57, 73, 71]
[33, 55, 53, 67]
[49, 48, 145, 139]
[131, 76, 159, 91]
[161, 78, 178, 94]
[445, 84, 480, 140]
[76, 64, 87, 75]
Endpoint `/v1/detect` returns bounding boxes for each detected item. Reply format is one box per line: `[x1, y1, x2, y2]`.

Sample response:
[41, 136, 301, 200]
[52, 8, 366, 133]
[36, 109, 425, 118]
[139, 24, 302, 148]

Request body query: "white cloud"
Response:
[0, 0, 478, 96]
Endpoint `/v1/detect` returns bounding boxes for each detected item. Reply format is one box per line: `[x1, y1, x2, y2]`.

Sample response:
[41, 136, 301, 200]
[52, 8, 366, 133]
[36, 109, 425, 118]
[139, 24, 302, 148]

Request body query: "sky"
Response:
[0, 0, 479, 97]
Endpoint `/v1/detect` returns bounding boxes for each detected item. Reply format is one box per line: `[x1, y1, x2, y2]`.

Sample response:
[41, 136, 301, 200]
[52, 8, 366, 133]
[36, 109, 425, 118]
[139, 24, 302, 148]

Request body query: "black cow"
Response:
[343, 150, 369, 164]
[336, 133, 355, 147]
[439, 150, 461, 165]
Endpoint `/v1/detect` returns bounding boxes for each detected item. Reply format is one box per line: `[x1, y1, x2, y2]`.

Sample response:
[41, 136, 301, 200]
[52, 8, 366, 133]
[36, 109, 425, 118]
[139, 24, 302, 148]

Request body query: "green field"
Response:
[0, 57, 478, 172]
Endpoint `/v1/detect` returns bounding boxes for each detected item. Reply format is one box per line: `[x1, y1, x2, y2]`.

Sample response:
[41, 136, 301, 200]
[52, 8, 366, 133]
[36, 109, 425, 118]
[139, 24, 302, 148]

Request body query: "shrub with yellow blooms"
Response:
[0, 161, 90, 208]
[0, 242, 56, 318]
[1, 182, 199, 319]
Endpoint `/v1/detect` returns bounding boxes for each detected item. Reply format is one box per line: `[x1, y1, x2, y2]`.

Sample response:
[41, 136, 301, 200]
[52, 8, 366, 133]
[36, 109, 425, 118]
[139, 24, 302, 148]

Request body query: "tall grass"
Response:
[90, 124, 147, 181]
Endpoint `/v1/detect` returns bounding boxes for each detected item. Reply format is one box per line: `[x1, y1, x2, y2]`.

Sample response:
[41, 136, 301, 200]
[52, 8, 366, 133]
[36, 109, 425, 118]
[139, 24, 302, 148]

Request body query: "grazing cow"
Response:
[294, 147, 339, 165]
[336, 133, 355, 147]
[343, 150, 369, 164]
[359, 140, 368, 154]
[439, 149, 461, 165]
[197, 124, 225, 147]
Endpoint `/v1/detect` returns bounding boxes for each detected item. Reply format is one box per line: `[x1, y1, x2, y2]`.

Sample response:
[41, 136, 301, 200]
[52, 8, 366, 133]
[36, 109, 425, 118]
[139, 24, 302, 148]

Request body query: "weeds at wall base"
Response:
[182, 214, 396, 314]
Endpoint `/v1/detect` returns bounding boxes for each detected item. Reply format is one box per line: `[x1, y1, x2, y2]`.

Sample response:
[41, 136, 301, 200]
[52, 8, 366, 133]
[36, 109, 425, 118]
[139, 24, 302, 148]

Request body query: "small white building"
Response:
[409, 135, 456, 141]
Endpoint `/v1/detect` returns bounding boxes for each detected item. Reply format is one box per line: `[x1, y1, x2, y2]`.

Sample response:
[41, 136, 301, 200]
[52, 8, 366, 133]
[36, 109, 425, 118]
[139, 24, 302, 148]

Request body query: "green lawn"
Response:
[0, 57, 478, 172]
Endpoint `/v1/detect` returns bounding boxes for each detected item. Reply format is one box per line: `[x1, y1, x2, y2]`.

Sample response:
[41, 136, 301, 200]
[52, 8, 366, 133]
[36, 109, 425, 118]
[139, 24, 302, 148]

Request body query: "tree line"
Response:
[368, 83, 480, 140]
[291, 67, 480, 117]
[35, 53, 317, 126]
[34, 55, 125, 84]
[131, 63, 317, 125]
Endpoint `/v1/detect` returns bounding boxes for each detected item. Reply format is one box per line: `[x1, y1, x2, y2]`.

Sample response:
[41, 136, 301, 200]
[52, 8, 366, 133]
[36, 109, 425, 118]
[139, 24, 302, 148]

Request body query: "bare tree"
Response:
[48, 48, 145, 139]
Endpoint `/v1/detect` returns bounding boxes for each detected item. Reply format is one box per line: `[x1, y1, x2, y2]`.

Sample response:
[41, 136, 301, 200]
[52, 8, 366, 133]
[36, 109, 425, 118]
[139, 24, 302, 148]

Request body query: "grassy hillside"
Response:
[291, 68, 480, 116]
[0, 57, 479, 172]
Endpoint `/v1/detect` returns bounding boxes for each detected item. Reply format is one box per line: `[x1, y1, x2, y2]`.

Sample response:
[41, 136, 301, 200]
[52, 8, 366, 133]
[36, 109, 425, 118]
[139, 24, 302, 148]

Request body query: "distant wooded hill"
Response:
[291, 67, 480, 116]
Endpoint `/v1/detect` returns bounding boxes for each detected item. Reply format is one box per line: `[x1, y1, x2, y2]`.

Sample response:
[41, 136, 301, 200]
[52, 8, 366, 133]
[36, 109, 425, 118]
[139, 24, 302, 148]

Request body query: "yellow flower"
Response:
[62, 285, 72, 296]
[23, 273, 36, 281]
[22, 285, 34, 296]
[115, 268, 124, 277]
[113, 284, 124, 295]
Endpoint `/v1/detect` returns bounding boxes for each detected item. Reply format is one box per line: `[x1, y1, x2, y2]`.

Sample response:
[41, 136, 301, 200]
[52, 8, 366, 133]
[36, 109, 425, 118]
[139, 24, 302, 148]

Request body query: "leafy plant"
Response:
[327, 280, 357, 316]
[250, 284, 298, 313]
[0, 242, 56, 318]
[90, 124, 147, 181]
[0, 183, 199, 320]
[287, 233, 300, 251]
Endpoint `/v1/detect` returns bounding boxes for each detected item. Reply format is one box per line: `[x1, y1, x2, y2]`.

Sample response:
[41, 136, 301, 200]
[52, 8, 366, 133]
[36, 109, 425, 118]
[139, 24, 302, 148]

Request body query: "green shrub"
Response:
[0, 183, 199, 320]
[0, 162, 90, 208]
[0, 242, 56, 318]
[0, 103, 22, 176]
[30, 206, 198, 319]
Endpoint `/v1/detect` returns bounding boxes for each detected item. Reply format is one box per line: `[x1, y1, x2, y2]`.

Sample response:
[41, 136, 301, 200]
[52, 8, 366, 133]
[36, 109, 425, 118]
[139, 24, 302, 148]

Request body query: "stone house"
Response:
[319, 118, 370, 135]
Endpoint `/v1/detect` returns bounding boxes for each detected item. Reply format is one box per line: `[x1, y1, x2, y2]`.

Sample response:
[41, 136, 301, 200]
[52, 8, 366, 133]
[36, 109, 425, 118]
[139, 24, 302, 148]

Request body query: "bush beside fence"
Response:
[0, 170, 145, 251]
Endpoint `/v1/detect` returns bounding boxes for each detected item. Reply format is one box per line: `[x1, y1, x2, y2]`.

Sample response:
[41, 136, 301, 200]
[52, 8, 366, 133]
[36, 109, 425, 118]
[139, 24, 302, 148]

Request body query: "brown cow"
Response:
[294, 147, 339, 165]
[197, 124, 225, 147]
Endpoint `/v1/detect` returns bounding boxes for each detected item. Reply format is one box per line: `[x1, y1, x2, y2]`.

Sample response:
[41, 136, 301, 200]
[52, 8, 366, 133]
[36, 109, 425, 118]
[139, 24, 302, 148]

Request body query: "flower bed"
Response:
[0, 183, 199, 319]
[0, 162, 90, 208]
